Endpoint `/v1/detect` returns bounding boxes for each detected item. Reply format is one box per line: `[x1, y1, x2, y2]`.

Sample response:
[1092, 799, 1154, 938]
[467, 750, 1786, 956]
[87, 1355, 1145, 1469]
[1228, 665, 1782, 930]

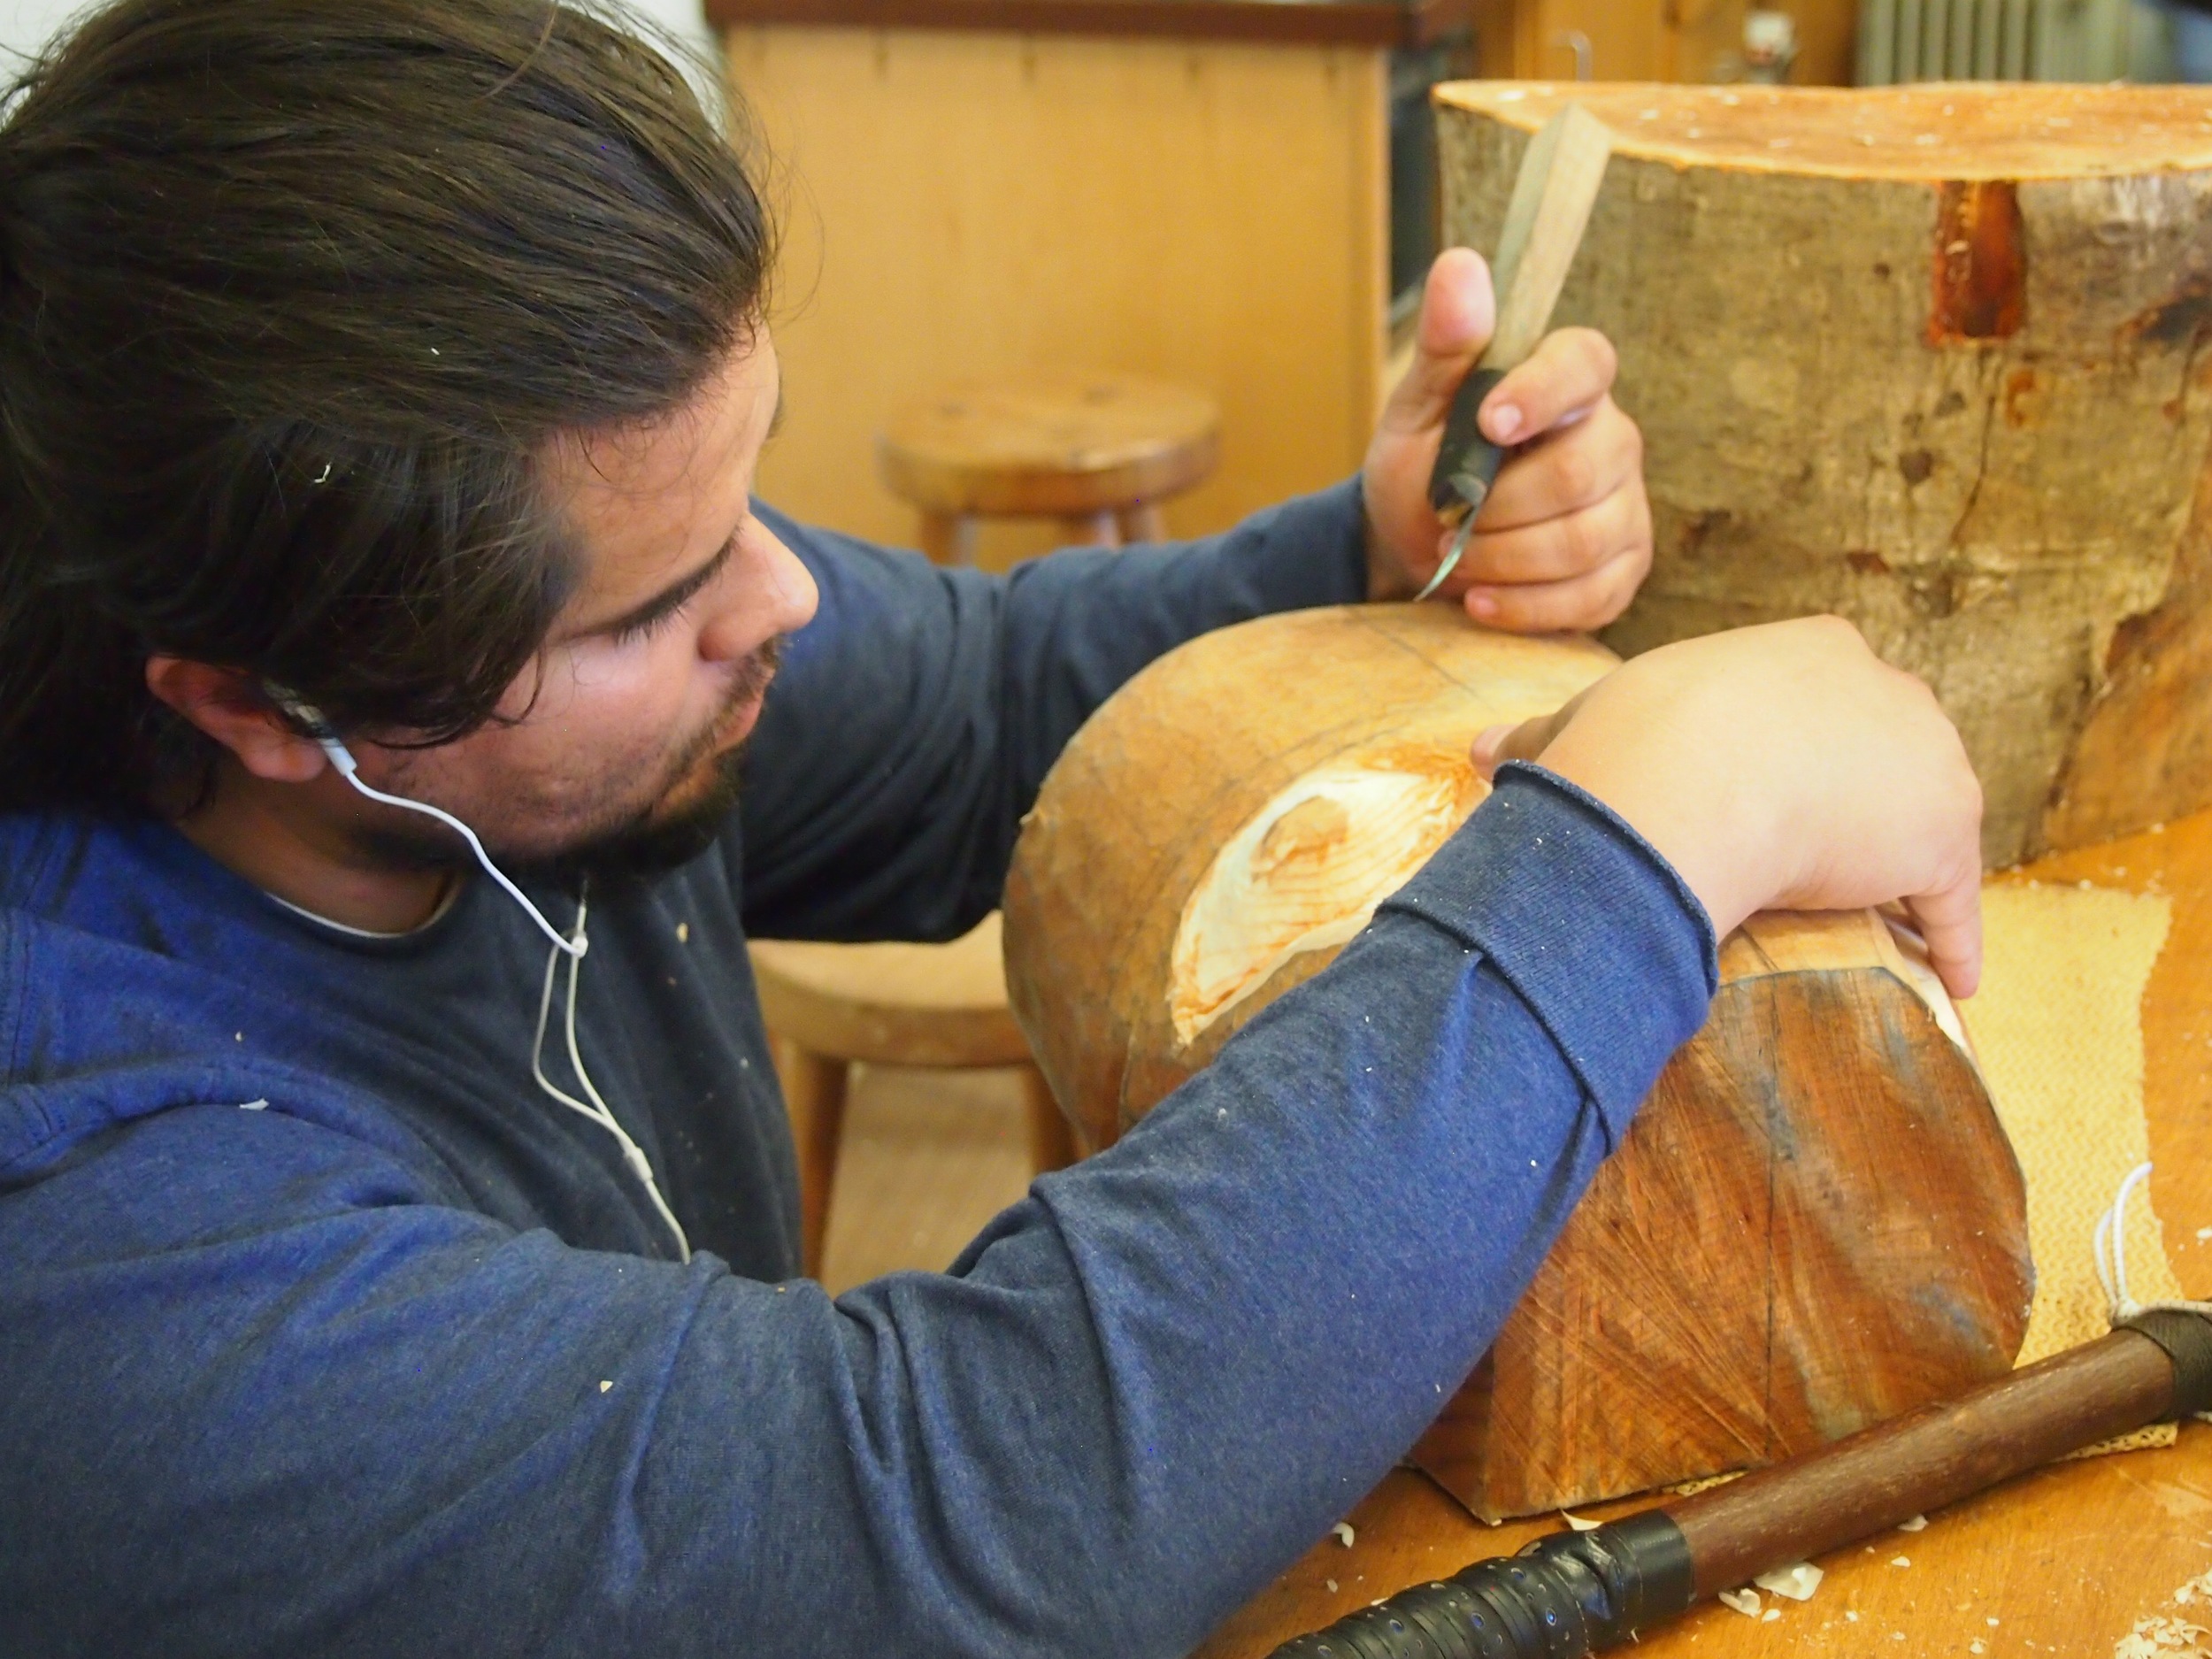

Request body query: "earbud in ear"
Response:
[264, 683, 359, 777]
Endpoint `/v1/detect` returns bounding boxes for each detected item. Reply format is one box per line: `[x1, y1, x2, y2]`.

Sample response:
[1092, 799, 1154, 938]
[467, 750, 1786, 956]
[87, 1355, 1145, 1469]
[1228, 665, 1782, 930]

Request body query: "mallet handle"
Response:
[1672, 1321, 2183, 1597]
[1268, 1310, 2212, 1659]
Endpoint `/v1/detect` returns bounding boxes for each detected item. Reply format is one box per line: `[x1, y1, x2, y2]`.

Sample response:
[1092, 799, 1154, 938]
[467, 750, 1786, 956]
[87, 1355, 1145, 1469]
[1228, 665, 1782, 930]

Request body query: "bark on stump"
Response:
[1435, 82, 2212, 867]
[1002, 604, 2031, 1519]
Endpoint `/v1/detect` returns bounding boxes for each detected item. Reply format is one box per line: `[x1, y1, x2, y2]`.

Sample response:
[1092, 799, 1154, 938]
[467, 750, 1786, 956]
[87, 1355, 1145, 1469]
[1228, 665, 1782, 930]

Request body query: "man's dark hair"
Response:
[0, 0, 772, 814]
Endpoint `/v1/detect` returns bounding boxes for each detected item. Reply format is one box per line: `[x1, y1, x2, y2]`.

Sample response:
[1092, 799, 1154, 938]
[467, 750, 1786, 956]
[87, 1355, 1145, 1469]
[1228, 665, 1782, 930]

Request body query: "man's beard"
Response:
[356, 639, 781, 889]
[522, 745, 747, 888]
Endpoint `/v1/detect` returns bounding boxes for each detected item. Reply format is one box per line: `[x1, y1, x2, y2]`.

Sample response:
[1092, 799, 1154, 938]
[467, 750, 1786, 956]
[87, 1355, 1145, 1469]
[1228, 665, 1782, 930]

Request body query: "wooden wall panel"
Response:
[725, 27, 1388, 566]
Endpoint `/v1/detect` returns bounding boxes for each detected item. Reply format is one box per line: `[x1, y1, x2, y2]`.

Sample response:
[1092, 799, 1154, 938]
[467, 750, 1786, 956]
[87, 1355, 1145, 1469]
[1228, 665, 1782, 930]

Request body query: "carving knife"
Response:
[1418, 103, 1614, 602]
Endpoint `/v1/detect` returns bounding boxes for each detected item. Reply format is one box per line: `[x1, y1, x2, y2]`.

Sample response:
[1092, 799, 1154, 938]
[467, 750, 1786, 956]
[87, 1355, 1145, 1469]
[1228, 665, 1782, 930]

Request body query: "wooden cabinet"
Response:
[710, 0, 1460, 563]
[1471, 0, 1856, 88]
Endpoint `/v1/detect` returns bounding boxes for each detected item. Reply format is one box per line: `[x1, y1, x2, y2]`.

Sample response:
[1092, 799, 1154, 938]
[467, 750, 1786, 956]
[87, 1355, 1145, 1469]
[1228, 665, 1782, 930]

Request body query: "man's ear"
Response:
[143, 657, 329, 785]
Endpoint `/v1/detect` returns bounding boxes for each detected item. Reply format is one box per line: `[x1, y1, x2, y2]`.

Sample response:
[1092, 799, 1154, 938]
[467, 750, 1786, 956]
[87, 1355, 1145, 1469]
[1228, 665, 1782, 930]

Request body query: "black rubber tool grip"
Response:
[1268, 1511, 1693, 1659]
[2122, 1308, 2212, 1417]
[1425, 365, 1513, 522]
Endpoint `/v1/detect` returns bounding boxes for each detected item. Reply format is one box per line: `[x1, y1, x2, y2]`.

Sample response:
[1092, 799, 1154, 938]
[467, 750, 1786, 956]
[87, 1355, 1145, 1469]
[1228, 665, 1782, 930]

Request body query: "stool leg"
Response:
[919, 511, 976, 566]
[778, 1039, 851, 1279]
[1059, 511, 1120, 549]
[1018, 1063, 1079, 1175]
[1115, 503, 1168, 544]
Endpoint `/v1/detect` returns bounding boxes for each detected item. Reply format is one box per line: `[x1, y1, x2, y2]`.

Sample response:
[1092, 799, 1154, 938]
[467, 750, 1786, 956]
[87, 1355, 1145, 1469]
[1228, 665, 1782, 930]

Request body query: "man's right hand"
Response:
[1471, 617, 1985, 997]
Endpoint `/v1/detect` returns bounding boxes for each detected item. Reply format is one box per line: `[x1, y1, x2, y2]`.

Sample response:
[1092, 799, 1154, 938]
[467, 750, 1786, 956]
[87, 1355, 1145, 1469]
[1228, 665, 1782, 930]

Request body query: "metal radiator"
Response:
[1855, 0, 2136, 81]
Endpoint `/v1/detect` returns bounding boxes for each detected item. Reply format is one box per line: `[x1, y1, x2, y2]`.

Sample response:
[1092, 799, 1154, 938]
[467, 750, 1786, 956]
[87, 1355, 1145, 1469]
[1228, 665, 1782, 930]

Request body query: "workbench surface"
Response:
[1201, 812, 2212, 1657]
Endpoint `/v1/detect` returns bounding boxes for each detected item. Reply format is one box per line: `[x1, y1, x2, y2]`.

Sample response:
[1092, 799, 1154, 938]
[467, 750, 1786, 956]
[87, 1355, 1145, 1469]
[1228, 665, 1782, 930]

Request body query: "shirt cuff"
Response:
[1378, 763, 1720, 1149]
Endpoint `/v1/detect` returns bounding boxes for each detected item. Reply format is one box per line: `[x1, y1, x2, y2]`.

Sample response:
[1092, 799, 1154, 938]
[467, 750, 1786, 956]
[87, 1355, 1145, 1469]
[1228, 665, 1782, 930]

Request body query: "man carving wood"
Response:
[0, 4, 1980, 1654]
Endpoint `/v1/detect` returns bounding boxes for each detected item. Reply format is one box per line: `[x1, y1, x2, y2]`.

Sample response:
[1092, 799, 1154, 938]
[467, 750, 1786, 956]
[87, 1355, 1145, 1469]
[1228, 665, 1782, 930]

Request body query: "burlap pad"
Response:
[1955, 879, 2185, 1453]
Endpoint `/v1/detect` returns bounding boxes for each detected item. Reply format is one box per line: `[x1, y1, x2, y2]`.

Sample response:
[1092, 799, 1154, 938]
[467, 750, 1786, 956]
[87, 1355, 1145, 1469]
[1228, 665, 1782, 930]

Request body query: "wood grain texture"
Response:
[1435, 81, 2212, 867]
[709, 0, 1473, 48]
[1002, 603, 2031, 1522]
[725, 27, 1386, 572]
[1414, 921, 2029, 1519]
[1197, 806, 2212, 1659]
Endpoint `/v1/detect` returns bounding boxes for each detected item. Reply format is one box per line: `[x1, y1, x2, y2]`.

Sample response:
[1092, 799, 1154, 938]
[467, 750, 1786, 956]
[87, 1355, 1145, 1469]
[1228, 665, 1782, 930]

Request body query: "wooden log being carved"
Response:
[1002, 605, 2032, 1519]
[1433, 82, 2212, 868]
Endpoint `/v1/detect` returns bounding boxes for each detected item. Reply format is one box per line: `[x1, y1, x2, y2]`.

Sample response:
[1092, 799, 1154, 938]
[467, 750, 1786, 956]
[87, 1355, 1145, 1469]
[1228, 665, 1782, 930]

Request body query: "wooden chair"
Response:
[876, 373, 1220, 565]
[757, 375, 1220, 1280]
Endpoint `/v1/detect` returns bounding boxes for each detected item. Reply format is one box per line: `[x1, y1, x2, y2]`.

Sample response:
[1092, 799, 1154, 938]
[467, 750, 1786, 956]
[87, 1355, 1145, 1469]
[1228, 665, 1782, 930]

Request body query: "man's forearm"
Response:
[0, 767, 1714, 1658]
[752, 766, 1717, 1655]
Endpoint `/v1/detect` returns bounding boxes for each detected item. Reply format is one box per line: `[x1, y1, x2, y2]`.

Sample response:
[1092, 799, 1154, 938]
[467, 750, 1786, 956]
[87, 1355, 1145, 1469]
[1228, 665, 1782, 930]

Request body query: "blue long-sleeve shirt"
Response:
[0, 483, 1717, 1657]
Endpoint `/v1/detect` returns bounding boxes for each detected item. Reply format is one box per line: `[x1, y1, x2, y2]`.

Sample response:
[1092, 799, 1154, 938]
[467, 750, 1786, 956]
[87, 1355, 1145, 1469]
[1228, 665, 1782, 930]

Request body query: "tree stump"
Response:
[1434, 82, 2212, 868]
[1003, 604, 2032, 1519]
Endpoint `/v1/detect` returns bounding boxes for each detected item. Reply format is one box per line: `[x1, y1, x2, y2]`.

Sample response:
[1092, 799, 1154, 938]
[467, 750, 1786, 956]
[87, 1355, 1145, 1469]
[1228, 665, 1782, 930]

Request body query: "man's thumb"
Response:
[1386, 249, 1496, 433]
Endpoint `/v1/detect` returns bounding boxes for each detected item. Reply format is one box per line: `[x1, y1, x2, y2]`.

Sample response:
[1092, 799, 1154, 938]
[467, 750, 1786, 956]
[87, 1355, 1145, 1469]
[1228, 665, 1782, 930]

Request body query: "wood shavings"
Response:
[1891, 1555, 1912, 1568]
[2114, 1568, 2212, 1657]
[1762, 1608, 1781, 1622]
[1898, 1514, 1929, 1532]
[1670, 1470, 1745, 1497]
[1331, 1522, 1355, 1548]
[1560, 1511, 1601, 1532]
[1717, 1588, 1762, 1617]
[1755, 1563, 1824, 1602]
[2114, 1617, 2211, 1657]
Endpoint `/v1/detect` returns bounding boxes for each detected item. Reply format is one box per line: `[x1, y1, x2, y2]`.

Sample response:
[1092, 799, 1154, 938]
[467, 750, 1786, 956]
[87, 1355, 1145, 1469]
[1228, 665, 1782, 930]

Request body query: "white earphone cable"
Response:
[2095, 1161, 2211, 1326]
[317, 739, 584, 960]
[273, 689, 688, 1262]
[530, 893, 692, 1263]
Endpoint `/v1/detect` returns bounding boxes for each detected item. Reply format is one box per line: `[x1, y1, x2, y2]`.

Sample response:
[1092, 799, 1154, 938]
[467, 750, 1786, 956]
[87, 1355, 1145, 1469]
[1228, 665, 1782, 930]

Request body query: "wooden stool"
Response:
[750, 913, 1082, 1279]
[757, 377, 1216, 1279]
[876, 373, 1220, 564]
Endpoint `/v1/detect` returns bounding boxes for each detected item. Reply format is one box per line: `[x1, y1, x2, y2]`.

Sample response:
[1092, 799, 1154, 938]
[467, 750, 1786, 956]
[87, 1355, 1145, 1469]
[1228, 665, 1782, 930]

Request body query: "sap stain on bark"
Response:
[1928, 180, 2026, 345]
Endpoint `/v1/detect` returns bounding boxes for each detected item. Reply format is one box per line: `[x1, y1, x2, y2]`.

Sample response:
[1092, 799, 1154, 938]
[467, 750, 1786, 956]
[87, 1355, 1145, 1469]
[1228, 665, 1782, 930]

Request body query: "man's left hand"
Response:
[1363, 248, 1652, 633]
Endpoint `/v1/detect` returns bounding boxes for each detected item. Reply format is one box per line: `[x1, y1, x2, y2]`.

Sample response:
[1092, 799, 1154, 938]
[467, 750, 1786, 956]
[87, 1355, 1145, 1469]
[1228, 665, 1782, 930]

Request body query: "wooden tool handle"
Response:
[1268, 1310, 2210, 1659]
[1425, 104, 1610, 523]
[1672, 1318, 2191, 1597]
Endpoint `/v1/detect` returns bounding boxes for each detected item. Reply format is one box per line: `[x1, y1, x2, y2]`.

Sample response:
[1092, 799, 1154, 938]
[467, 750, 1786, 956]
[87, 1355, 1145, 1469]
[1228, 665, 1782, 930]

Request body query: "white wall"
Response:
[0, 0, 86, 66]
[3, 0, 714, 74]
